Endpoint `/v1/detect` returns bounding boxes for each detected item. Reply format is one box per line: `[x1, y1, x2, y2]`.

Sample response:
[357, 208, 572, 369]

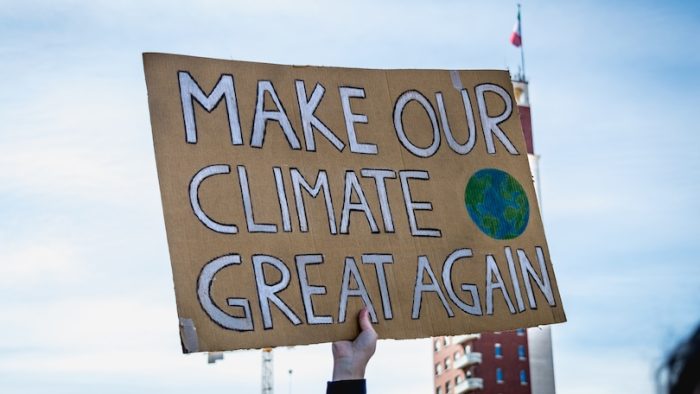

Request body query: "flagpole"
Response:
[518, 3, 526, 80]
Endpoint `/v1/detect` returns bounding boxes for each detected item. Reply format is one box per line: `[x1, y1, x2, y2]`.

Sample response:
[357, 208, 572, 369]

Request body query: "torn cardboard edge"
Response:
[179, 318, 199, 353]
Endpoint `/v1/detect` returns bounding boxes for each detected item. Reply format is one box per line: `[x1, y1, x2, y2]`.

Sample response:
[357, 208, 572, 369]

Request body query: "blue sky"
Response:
[1, 1, 698, 393]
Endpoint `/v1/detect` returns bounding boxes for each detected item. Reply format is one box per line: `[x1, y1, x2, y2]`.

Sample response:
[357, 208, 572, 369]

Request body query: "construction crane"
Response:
[207, 347, 276, 394]
[261, 348, 274, 394]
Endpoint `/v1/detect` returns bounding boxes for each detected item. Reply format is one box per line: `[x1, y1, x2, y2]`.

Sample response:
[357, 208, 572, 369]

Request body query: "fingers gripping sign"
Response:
[331, 308, 378, 382]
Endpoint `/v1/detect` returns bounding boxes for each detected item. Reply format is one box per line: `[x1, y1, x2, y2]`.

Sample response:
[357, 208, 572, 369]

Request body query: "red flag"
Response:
[510, 9, 522, 47]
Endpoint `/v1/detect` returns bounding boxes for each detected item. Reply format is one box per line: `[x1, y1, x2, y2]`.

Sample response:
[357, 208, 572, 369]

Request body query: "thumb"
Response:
[353, 307, 378, 360]
[358, 307, 376, 334]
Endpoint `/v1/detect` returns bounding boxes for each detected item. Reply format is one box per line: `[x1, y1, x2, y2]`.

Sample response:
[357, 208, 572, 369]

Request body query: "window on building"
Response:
[495, 343, 503, 358]
[518, 345, 526, 360]
[520, 370, 528, 385]
[454, 351, 461, 362]
[465, 344, 471, 353]
[516, 328, 525, 336]
[435, 340, 441, 352]
[436, 387, 442, 394]
[496, 368, 504, 383]
[435, 363, 442, 376]
[445, 381, 451, 394]
[443, 337, 448, 346]
[445, 357, 451, 369]
[456, 375, 463, 384]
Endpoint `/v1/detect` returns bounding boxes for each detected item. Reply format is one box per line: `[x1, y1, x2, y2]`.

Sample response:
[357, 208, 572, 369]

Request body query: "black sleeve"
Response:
[326, 379, 367, 394]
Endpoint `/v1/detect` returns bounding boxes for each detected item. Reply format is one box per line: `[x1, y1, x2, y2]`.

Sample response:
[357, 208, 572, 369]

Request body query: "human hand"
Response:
[331, 307, 378, 381]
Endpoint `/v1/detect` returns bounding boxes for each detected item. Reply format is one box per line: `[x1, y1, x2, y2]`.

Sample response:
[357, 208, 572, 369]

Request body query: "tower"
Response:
[431, 75, 556, 394]
[513, 75, 556, 394]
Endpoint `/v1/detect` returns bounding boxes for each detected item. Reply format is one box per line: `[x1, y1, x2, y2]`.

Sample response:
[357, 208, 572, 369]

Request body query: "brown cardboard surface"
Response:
[143, 52, 566, 353]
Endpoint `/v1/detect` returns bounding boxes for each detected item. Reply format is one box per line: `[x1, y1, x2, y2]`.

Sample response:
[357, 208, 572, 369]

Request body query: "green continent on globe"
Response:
[465, 173, 491, 209]
[464, 168, 530, 240]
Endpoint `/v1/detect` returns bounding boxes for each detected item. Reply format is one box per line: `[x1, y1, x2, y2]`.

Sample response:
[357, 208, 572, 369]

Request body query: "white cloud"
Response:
[0, 75, 158, 206]
[0, 145, 142, 201]
[0, 240, 84, 288]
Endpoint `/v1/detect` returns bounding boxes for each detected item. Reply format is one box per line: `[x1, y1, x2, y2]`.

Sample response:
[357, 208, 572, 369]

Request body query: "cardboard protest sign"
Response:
[143, 52, 566, 353]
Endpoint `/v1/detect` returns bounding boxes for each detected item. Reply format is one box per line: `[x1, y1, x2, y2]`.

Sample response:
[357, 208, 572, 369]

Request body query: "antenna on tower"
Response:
[518, 3, 526, 81]
[510, 3, 527, 82]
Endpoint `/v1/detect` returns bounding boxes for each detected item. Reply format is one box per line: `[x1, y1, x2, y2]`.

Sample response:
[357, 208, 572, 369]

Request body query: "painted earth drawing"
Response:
[465, 168, 529, 240]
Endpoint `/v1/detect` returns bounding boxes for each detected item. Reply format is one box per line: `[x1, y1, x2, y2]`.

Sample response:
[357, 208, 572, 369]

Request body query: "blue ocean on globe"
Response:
[464, 168, 529, 240]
